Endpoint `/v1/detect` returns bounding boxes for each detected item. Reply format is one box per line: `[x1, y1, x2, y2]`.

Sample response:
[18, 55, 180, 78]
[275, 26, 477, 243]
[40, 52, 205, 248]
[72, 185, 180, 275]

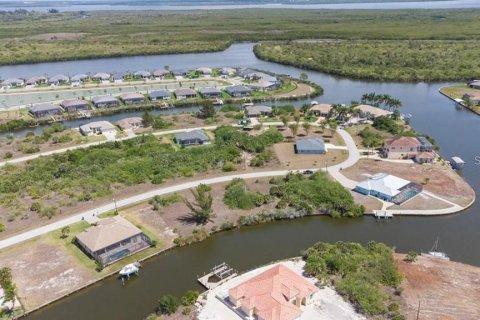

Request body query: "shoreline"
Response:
[438, 86, 480, 116]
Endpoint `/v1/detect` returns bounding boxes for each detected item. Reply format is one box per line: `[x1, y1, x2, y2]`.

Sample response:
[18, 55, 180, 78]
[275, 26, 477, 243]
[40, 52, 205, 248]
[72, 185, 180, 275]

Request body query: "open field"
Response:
[2, 9, 480, 65]
[255, 40, 480, 81]
[396, 254, 480, 320]
[342, 159, 475, 207]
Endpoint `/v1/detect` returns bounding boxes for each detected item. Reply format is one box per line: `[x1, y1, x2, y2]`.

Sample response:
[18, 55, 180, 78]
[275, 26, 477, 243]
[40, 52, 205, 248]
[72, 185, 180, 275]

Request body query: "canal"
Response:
[5, 43, 477, 320]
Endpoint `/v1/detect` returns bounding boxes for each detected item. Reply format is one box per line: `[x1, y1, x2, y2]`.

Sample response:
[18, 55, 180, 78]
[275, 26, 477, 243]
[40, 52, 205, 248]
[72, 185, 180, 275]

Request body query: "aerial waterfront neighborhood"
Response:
[0, 2, 480, 320]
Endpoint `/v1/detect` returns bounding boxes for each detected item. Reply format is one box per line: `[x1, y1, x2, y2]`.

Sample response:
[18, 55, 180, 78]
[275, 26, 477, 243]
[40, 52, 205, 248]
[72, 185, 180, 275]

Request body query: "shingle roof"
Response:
[76, 216, 143, 252]
[71, 74, 89, 82]
[225, 85, 252, 94]
[29, 103, 59, 113]
[149, 90, 170, 98]
[61, 99, 89, 108]
[199, 87, 221, 94]
[92, 72, 111, 80]
[229, 264, 318, 320]
[92, 95, 118, 104]
[134, 70, 151, 77]
[175, 129, 209, 142]
[120, 92, 144, 100]
[48, 74, 69, 83]
[79, 120, 116, 132]
[174, 88, 197, 96]
[246, 105, 272, 115]
[296, 138, 325, 152]
[2, 78, 24, 86]
[153, 69, 170, 77]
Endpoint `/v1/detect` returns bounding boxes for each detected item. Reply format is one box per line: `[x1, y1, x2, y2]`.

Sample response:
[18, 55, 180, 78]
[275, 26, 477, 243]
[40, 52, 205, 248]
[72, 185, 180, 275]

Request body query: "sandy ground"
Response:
[389, 193, 451, 210]
[197, 259, 365, 320]
[349, 191, 383, 212]
[274, 142, 348, 170]
[342, 159, 475, 207]
[397, 254, 480, 320]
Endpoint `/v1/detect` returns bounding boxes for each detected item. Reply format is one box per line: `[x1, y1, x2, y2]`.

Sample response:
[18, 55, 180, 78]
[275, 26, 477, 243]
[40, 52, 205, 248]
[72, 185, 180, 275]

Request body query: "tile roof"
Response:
[355, 104, 392, 117]
[385, 136, 421, 148]
[229, 264, 318, 320]
[310, 103, 332, 113]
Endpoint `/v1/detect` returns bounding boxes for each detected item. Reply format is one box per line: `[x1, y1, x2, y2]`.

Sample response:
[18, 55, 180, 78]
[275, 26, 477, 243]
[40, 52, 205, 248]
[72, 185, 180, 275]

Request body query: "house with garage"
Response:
[48, 74, 69, 86]
[91, 95, 119, 108]
[220, 67, 236, 76]
[354, 173, 422, 204]
[355, 104, 393, 120]
[29, 103, 62, 118]
[25, 76, 47, 87]
[199, 87, 222, 98]
[75, 216, 151, 266]
[113, 73, 124, 83]
[60, 99, 90, 113]
[119, 92, 145, 105]
[79, 120, 116, 136]
[383, 136, 421, 159]
[245, 105, 273, 118]
[228, 264, 319, 320]
[295, 138, 326, 154]
[116, 117, 144, 130]
[174, 130, 210, 146]
[468, 80, 480, 89]
[174, 88, 197, 99]
[310, 103, 332, 117]
[149, 90, 171, 101]
[196, 67, 212, 76]
[134, 70, 151, 79]
[225, 85, 252, 97]
[2, 78, 24, 88]
[153, 69, 171, 79]
[249, 79, 278, 91]
[92, 72, 111, 83]
[70, 74, 89, 86]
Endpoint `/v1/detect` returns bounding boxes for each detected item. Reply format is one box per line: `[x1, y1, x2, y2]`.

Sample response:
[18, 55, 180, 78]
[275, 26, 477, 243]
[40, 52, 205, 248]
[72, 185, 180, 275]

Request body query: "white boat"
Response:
[213, 98, 224, 106]
[422, 237, 449, 260]
[119, 262, 141, 277]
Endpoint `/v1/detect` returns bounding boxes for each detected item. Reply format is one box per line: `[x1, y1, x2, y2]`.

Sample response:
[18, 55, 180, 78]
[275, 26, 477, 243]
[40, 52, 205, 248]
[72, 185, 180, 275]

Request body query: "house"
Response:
[113, 73, 124, 83]
[355, 104, 392, 119]
[79, 120, 116, 136]
[116, 117, 143, 130]
[134, 70, 151, 79]
[417, 136, 433, 152]
[468, 80, 480, 89]
[249, 79, 278, 91]
[295, 138, 326, 154]
[245, 105, 273, 118]
[220, 67, 236, 76]
[174, 130, 210, 146]
[383, 136, 421, 159]
[119, 92, 145, 105]
[48, 74, 69, 85]
[310, 103, 332, 117]
[153, 69, 170, 79]
[149, 90, 171, 101]
[172, 69, 189, 79]
[354, 173, 422, 204]
[228, 264, 319, 320]
[60, 99, 90, 113]
[196, 67, 212, 75]
[25, 76, 46, 87]
[91, 95, 119, 108]
[71, 74, 89, 83]
[199, 87, 222, 98]
[415, 152, 435, 164]
[225, 85, 252, 97]
[29, 103, 61, 118]
[462, 93, 480, 106]
[92, 72, 111, 82]
[2, 78, 24, 87]
[174, 88, 197, 99]
[75, 216, 150, 266]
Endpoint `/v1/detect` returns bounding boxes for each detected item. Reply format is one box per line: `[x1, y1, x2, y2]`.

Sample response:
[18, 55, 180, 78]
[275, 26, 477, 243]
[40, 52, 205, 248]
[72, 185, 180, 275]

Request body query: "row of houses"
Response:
[310, 103, 393, 120]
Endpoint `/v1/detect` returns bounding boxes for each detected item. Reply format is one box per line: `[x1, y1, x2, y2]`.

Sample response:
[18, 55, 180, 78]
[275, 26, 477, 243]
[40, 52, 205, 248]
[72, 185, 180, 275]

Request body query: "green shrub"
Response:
[158, 295, 180, 315]
[223, 178, 266, 210]
[222, 162, 237, 172]
[3, 152, 13, 159]
[180, 290, 200, 306]
[0, 223, 5, 232]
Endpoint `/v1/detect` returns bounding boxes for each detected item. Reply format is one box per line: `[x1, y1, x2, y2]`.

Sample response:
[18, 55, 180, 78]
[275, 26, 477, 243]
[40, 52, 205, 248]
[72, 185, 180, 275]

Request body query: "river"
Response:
[8, 43, 477, 320]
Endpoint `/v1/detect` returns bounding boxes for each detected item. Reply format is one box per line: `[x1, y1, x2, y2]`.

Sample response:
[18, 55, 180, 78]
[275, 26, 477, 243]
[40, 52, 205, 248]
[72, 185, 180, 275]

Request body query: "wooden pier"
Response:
[197, 262, 237, 290]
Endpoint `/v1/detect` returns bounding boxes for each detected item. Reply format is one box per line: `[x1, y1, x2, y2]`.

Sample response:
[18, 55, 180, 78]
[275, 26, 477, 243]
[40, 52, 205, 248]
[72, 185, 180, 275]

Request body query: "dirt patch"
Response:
[389, 193, 451, 210]
[342, 159, 474, 207]
[396, 254, 480, 320]
[349, 191, 383, 212]
[26, 33, 87, 41]
[273, 142, 347, 170]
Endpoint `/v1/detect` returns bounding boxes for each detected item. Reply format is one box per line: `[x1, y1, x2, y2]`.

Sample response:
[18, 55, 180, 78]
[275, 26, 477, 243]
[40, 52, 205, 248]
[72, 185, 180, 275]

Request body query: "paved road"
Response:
[326, 128, 359, 189]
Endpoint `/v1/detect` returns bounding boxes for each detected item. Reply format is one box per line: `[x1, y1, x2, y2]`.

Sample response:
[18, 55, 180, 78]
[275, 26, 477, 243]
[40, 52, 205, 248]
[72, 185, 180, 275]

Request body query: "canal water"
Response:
[8, 43, 478, 320]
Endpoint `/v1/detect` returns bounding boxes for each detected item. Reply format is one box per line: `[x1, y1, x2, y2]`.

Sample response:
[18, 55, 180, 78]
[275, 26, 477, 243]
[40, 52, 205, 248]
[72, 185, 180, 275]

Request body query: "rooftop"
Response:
[174, 88, 197, 96]
[29, 103, 59, 112]
[355, 104, 392, 117]
[80, 120, 115, 131]
[61, 99, 89, 108]
[310, 103, 332, 114]
[296, 138, 325, 152]
[175, 129, 209, 142]
[356, 173, 411, 197]
[76, 216, 143, 252]
[120, 92, 144, 100]
[385, 136, 421, 148]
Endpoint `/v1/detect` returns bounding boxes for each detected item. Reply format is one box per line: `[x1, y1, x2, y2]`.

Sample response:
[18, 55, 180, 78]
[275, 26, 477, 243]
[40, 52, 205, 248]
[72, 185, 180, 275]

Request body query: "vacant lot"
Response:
[397, 254, 480, 320]
[274, 142, 347, 170]
[342, 159, 475, 207]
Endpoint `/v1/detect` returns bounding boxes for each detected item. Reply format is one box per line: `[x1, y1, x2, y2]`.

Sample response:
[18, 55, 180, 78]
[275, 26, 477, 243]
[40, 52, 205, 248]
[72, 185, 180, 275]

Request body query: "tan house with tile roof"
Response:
[384, 136, 421, 159]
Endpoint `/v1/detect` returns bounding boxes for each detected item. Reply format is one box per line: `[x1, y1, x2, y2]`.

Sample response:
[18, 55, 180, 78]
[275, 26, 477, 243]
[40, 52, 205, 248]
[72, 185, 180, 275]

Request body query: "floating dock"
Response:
[198, 262, 237, 290]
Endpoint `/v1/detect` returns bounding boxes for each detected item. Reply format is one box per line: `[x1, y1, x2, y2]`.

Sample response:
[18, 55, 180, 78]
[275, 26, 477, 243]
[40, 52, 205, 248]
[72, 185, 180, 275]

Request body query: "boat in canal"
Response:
[422, 237, 449, 260]
[119, 262, 141, 277]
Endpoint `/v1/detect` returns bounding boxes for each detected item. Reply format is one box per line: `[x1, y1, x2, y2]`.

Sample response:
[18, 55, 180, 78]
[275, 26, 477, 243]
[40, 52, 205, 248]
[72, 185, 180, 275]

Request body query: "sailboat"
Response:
[422, 237, 449, 260]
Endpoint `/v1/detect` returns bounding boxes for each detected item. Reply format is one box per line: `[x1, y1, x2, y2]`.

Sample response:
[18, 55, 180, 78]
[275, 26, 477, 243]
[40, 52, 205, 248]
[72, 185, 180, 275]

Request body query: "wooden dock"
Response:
[197, 262, 237, 290]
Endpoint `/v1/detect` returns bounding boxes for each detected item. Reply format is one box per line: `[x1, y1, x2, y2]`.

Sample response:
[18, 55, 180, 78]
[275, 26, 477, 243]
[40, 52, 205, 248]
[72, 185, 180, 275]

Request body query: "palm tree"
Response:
[289, 123, 299, 137]
[183, 184, 214, 225]
[302, 122, 311, 136]
[280, 115, 290, 128]
[293, 112, 301, 124]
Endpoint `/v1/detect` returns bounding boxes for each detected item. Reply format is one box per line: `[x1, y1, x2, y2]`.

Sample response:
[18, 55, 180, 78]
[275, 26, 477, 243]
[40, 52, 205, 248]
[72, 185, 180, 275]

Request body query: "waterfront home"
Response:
[172, 69, 189, 79]
[310, 103, 332, 117]
[354, 104, 392, 119]
[92, 72, 111, 82]
[221, 67, 237, 76]
[354, 173, 422, 204]
[116, 117, 144, 130]
[462, 93, 480, 106]
[383, 136, 421, 159]
[417, 136, 434, 152]
[60, 99, 90, 113]
[153, 69, 170, 79]
[71, 74, 89, 83]
[174, 130, 210, 146]
[134, 70, 151, 79]
[225, 85, 252, 97]
[174, 88, 197, 99]
[79, 120, 116, 136]
[468, 80, 480, 89]
[28, 103, 61, 118]
[2, 78, 24, 88]
[25, 76, 47, 87]
[415, 152, 435, 164]
[113, 73, 123, 83]
[149, 90, 171, 101]
[295, 138, 326, 154]
[249, 79, 278, 91]
[48, 74, 69, 86]
[228, 264, 319, 320]
[75, 216, 151, 266]
[245, 105, 272, 118]
[196, 67, 213, 75]
[91, 95, 119, 108]
[119, 92, 145, 105]
[199, 87, 222, 98]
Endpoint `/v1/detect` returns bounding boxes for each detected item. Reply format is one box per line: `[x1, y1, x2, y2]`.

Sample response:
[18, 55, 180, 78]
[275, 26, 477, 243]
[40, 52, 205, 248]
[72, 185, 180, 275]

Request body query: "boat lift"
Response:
[197, 262, 237, 290]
